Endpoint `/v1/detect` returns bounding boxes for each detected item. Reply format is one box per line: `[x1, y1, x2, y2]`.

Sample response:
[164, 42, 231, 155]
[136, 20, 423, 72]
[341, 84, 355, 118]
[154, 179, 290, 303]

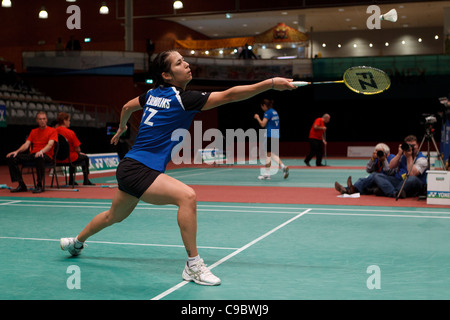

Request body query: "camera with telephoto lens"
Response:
[401, 142, 414, 151]
[376, 150, 385, 158]
[425, 115, 437, 124]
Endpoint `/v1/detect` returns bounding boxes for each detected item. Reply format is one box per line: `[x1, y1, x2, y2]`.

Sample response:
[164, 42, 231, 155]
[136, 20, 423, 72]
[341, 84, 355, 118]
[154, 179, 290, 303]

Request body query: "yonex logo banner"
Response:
[87, 153, 120, 173]
[427, 191, 450, 199]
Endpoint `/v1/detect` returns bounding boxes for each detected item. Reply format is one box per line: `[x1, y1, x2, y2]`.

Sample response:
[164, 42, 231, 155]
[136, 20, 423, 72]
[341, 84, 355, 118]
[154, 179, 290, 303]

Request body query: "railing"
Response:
[0, 86, 116, 127]
[22, 50, 148, 74]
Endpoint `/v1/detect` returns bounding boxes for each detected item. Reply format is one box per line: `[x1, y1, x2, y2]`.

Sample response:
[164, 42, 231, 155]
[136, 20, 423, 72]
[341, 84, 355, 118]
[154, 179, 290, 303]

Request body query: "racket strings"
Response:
[343, 67, 390, 94]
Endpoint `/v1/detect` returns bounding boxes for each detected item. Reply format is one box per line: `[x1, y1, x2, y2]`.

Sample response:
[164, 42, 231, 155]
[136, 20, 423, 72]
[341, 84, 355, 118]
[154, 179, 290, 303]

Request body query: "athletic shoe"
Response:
[60, 237, 86, 256]
[257, 175, 271, 180]
[182, 259, 221, 286]
[283, 166, 289, 179]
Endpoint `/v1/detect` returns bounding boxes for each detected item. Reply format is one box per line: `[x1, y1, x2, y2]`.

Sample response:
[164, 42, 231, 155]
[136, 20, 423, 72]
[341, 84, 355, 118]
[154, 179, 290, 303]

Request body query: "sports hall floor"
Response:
[1, 158, 449, 300]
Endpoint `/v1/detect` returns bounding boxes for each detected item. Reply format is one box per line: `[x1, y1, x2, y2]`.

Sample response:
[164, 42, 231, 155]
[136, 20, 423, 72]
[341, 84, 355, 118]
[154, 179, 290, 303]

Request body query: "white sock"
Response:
[187, 255, 201, 267]
[74, 237, 84, 249]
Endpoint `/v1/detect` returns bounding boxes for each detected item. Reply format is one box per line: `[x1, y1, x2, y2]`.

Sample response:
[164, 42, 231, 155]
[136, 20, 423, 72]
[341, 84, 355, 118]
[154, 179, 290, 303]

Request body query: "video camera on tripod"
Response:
[439, 96, 450, 121]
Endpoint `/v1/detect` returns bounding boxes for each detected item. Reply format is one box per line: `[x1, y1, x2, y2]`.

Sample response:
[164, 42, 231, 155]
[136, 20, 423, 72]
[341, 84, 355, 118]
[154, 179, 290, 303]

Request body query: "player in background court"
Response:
[254, 98, 289, 180]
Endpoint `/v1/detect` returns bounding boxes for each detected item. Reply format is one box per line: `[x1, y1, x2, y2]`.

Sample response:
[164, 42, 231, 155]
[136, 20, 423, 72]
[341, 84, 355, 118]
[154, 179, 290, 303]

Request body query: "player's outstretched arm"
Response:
[202, 77, 295, 111]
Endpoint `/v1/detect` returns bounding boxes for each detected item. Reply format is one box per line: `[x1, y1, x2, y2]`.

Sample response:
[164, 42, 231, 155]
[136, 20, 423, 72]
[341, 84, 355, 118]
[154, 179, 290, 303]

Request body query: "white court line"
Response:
[150, 208, 311, 300]
[169, 168, 233, 179]
[1, 199, 449, 216]
[0, 200, 22, 206]
[1, 200, 449, 218]
[0, 237, 238, 251]
[309, 211, 450, 220]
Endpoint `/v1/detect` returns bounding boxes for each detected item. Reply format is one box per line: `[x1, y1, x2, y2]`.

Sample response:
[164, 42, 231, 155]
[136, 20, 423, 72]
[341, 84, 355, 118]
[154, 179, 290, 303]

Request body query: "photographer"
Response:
[373, 135, 428, 198]
[335, 143, 395, 195]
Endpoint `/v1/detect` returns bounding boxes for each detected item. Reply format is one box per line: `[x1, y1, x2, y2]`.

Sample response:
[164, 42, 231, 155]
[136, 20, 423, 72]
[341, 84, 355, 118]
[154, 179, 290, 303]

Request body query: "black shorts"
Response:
[116, 157, 162, 198]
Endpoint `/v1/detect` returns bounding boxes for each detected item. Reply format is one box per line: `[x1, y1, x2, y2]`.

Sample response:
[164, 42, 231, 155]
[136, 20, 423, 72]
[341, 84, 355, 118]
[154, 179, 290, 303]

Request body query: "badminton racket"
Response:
[292, 66, 391, 95]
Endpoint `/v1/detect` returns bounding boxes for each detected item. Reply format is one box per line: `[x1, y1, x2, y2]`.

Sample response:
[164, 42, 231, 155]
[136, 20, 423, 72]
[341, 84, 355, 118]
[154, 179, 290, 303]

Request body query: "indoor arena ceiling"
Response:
[161, 1, 450, 38]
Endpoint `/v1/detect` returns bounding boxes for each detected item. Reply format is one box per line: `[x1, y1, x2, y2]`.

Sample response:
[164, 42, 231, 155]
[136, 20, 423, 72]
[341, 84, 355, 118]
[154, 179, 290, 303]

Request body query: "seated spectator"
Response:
[6, 111, 57, 193]
[373, 135, 427, 198]
[335, 143, 395, 195]
[55, 112, 95, 186]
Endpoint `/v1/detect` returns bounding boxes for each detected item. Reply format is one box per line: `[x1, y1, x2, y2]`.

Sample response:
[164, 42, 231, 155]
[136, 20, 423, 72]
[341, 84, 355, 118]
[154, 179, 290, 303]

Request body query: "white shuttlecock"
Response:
[380, 9, 397, 22]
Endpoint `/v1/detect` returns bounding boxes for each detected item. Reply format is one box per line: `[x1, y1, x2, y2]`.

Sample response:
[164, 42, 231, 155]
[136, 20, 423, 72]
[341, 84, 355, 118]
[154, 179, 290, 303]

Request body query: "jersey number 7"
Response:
[143, 108, 158, 126]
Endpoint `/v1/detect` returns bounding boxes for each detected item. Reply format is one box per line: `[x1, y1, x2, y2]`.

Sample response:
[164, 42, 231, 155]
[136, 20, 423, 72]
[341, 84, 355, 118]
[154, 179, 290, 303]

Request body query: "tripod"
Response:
[396, 126, 446, 201]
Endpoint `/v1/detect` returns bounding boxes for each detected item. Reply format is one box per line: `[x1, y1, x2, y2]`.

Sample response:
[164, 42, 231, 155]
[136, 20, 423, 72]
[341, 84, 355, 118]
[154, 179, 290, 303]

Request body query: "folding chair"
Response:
[55, 134, 85, 188]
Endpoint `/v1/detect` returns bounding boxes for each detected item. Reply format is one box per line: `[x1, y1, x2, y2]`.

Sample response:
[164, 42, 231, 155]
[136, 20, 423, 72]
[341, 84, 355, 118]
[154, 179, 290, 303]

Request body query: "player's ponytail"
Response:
[151, 50, 177, 87]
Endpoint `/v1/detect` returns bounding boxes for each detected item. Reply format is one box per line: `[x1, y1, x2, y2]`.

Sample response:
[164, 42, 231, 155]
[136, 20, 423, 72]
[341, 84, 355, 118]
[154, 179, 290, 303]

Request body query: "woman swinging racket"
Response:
[61, 50, 296, 286]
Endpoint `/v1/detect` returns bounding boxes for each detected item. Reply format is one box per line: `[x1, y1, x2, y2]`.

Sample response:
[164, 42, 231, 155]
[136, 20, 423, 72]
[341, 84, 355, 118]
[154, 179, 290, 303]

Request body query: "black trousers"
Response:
[68, 154, 90, 182]
[7, 153, 52, 186]
[305, 138, 324, 165]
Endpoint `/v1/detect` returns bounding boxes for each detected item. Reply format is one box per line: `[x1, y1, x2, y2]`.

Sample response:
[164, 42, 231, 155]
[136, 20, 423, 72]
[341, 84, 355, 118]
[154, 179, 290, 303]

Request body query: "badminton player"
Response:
[254, 98, 289, 180]
[61, 50, 296, 286]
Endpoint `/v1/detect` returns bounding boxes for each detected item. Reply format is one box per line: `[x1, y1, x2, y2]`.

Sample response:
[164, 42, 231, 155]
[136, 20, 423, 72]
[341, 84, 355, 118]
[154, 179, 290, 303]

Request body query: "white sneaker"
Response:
[258, 175, 271, 180]
[283, 166, 289, 179]
[60, 237, 86, 256]
[182, 259, 221, 286]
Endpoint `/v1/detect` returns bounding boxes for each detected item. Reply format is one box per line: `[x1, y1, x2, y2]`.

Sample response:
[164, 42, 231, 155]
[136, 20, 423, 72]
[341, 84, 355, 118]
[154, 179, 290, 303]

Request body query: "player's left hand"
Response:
[111, 126, 127, 145]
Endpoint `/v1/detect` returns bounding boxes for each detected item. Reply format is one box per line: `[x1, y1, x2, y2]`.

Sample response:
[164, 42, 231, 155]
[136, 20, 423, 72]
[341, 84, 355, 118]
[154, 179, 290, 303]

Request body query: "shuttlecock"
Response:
[380, 9, 397, 22]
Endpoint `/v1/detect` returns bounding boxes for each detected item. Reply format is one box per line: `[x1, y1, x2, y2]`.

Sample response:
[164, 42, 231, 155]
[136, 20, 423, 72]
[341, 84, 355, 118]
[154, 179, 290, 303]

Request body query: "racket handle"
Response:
[291, 81, 311, 87]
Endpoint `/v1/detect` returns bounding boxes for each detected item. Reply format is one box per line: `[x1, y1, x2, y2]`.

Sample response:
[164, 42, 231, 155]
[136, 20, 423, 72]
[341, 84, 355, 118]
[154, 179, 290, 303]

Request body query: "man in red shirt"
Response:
[6, 111, 58, 193]
[304, 113, 330, 167]
[55, 112, 94, 186]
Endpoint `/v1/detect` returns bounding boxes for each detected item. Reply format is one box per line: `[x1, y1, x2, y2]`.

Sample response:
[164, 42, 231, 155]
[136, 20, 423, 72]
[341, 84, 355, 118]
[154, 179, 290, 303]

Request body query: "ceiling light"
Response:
[322, 43, 326, 47]
[402, 40, 406, 45]
[39, 6, 48, 19]
[99, 2, 109, 14]
[435, 35, 439, 40]
[385, 42, 389, 46]
[173, 1, 183, 10]
[66, 0, 76, 2]
[418, 38, 423, 42]
[338, 44, 342, 48]
[369, 43, 373, 47]
[2, 0, 12, 8]
[353, 43, 357, 48]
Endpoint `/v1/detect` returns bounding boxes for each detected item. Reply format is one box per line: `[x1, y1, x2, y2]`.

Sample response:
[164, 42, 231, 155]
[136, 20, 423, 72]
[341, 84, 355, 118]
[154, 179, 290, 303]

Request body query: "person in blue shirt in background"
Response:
[60, 50, 296, 286]
[254, 98, 289, 180]
[335, 143, 396, 195]
[373, 135, 428, 198]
